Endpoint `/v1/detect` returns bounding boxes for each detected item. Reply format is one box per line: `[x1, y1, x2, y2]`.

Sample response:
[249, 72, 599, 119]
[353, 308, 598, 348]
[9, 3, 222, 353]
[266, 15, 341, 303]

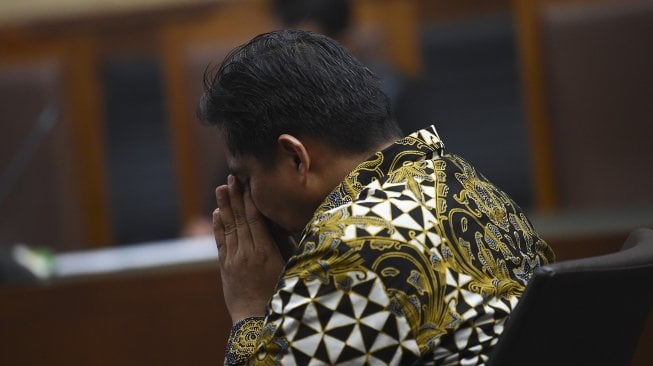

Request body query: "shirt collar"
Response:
[299, 125, 444, 242]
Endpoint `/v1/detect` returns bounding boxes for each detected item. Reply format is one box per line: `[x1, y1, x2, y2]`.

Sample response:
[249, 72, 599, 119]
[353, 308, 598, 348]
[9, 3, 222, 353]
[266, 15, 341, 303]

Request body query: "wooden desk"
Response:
[0, 263, 230, 365]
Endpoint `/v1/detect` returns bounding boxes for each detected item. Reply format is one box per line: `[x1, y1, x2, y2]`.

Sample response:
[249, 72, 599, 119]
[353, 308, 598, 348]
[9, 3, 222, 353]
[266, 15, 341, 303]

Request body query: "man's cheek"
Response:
[249, 190, 268, 215]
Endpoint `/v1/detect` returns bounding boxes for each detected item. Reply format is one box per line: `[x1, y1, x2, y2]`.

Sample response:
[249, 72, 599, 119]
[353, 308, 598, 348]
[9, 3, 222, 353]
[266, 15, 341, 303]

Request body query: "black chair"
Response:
[487, 228, 653, 366]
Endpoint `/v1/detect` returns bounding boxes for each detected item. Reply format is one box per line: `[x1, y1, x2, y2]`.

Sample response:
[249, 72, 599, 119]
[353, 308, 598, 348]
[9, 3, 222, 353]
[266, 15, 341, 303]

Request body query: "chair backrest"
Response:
[487, 228, 653, 366]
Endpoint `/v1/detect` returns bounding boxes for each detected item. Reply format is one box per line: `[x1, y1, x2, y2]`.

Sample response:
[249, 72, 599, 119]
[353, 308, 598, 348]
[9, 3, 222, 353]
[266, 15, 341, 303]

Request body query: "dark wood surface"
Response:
[0, 264, 231, 365]
[1, 231, 651, 365]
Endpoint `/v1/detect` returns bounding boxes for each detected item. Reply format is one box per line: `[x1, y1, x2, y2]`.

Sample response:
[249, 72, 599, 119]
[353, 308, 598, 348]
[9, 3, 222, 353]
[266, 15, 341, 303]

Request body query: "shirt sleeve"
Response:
[229, 239, 423, 365]
[224, 317, 265, 365]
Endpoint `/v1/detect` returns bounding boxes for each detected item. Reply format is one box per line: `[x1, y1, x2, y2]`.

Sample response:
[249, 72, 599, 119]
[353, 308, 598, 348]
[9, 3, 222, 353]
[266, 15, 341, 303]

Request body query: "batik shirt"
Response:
[225, 126, 554, 365]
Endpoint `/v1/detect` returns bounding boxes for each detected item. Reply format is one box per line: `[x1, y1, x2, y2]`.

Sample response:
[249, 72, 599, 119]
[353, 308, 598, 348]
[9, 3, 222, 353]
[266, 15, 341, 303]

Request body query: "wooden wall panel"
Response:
[0, 39, 111, 250]
[512, 0, 653, 211]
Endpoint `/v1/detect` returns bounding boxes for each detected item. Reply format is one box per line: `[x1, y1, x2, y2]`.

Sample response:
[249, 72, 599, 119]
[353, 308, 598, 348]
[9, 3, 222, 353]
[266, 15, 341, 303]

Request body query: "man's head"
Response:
[198, 29, 402, 234]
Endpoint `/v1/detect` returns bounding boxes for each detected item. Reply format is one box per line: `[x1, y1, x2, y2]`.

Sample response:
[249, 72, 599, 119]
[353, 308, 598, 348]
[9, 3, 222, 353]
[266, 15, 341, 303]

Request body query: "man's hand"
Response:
[213, 175, 286, 323]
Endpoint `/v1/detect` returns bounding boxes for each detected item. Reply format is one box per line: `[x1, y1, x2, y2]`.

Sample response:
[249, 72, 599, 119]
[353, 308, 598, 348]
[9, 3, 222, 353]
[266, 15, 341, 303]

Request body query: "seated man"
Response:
[198, 29, 554, 365]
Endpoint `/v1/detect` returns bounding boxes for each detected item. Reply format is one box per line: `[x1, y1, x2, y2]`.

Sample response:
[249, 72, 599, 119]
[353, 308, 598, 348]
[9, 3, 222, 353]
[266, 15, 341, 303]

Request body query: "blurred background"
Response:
[0, 0, 651, 364]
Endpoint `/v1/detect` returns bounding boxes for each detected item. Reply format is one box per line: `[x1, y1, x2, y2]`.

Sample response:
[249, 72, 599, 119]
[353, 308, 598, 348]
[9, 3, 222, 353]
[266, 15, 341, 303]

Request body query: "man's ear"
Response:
[277, 134, 310, 183]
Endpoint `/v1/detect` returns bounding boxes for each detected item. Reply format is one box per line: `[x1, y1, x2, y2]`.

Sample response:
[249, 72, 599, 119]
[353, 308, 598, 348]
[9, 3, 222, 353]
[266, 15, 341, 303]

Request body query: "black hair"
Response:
[271, 0, 351, 39]
[197, 29, 402, 164]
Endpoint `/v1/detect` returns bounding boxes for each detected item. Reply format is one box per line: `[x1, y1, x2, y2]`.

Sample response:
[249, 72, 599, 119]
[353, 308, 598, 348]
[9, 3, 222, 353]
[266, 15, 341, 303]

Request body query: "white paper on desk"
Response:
[53, 235, 218, 278]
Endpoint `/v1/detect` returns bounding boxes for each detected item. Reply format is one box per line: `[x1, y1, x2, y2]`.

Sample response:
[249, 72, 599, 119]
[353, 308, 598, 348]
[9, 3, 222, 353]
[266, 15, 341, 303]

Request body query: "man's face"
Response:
[225, 150, 313, 236]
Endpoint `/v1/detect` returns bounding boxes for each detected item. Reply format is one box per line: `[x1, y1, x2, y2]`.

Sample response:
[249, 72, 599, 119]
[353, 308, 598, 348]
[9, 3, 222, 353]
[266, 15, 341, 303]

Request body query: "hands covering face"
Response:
[213, 175, 286, 323]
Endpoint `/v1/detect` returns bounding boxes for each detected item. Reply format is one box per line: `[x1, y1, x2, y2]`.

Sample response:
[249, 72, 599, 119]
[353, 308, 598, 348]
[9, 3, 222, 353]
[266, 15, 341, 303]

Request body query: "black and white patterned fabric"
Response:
[225, 127, 554, 365]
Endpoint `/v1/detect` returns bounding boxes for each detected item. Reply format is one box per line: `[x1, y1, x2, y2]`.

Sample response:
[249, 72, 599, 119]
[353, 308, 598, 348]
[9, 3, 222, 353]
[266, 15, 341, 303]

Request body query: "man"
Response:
[198, 30, 554, 365]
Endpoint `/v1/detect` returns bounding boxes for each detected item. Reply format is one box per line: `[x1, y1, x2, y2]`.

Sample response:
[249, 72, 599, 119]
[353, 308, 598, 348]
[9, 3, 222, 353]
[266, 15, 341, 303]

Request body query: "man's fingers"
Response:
[216, 185, 237, 259]
[243, 186, 274, 249]
[228, 175, 254, 252]
[227, 175, 246, 226]
[212, 208, 226, 265]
